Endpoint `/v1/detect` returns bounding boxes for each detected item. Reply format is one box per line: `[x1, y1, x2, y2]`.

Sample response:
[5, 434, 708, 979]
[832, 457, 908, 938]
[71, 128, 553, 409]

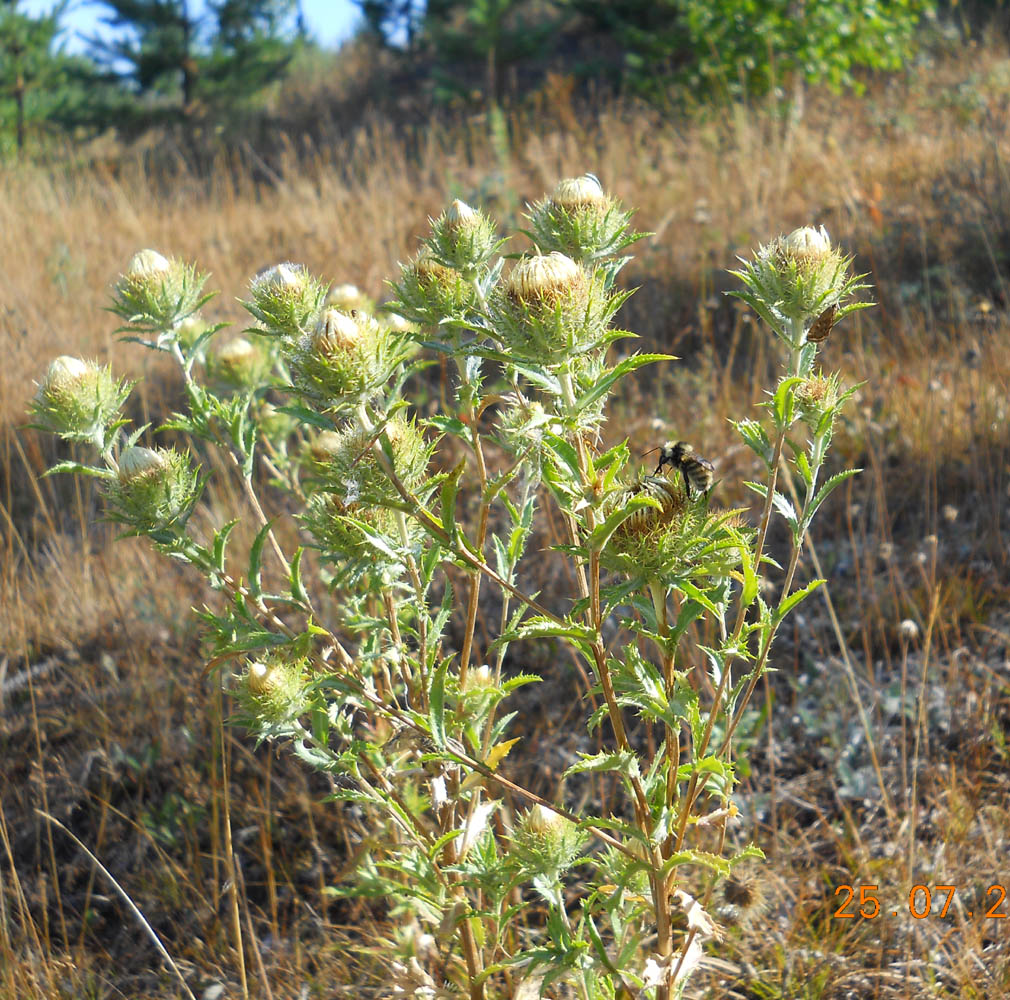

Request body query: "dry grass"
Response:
[2, 33, 1010, 999]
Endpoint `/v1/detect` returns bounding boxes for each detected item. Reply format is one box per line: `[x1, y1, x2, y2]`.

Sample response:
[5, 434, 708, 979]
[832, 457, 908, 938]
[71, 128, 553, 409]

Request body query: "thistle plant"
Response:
[29, 179, 870, 1000]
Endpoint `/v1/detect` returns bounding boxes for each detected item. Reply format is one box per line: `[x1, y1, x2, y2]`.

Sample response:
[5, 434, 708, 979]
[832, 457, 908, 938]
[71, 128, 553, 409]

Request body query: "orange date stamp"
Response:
[833, 884, 1008, 919]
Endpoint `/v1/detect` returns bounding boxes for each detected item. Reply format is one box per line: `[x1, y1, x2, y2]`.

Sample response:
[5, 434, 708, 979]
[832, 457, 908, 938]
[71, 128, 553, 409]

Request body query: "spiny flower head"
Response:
[510, 804, 585, 878]
[493, 253, 623, 366]
[551, 173, 607, 212]
[601, 475, 747, 585]
[239, 655, 309, 726]
[300, 491, 421, 583]
[425, 198, 500, 272]
[391, 251, 477, 329]
[29, 356, 132, 444]
[302, 414, 430, 506]
[206, 336, 269, 390]
[288, 308, 412, 412]
[327, 283, 372, 314]
[106, 445, 202, 534]
[245, 262, 327, 340]
[526, 174, 640, 263]
[112, 249, 210, 335]
[730, 225, 869, 347]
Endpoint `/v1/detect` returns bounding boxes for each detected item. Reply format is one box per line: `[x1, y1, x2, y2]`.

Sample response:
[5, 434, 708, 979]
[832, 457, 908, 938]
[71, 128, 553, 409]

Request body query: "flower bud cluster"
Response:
[112, 249, 209, 334]
[525, 174, 638, 263]
[304, 415, 430, 507]
[300, 416, 429, 576]
[29, 356, 132, 444]
[106, 445, 202, 533]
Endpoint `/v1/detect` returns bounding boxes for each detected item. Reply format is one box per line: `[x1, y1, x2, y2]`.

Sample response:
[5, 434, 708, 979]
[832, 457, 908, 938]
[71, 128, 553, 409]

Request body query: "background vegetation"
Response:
[2, 2, 1010, 998]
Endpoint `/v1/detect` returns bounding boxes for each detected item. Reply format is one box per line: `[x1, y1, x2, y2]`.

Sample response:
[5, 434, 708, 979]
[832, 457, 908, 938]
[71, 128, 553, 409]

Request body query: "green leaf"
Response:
[804, 468, 861, 526]
[289, 547, 309, 606]
[212, 519, 240, 572]
[429, 657, 449, 748]
[426, 414, 468, 437]
[738, 537, 758, 609]
[574, 353, 675, 413]
[775, 578, 825, 623]
[586, 492, 663, 552]
[794, 448, 813, 486]
[440, 457, 466, 545]
[771, 491, 798, 534]
[248, 519, 275, 599]
[733, 418, 773, 467]
[772, 376, 804, 430]
[661, 849, 732, 878]
[564, 750, 640, 781]
[42, 461, 112, 480]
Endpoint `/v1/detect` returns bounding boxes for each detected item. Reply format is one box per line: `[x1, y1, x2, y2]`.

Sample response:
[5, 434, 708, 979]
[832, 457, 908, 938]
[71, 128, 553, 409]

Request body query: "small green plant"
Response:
[30, 179, 870, 999]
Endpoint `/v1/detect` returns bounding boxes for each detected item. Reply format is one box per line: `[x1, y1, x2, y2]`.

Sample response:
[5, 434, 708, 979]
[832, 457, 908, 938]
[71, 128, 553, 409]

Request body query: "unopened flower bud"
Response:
[246, 262, 326, 340]
[312, 308, 363, 355]
[30, 357, 132, 443]
[127, 248, 171, 278]
[782, 225, 832, 262]
[118, 446, 167, 482]
[106, 446, 201, 532]
[425, 199, 499, 271]
[255, 262, 304, 294]
[37, 356, 88, 397]
[510, 802, 584, 877]
[113, 249, 208, 335]
[241, 656, 308, 722]
[208, 337, 268, 389]
[327, 283, 370, 313]
[524, 803, 565, 837]
[506, 252, 583, 302]
[527, 173, 636, 261]
[732, 224, 866, 342]
[551, 173, 606, 211]
[462, 664, 495, 693]
[445, 198, 478, 230]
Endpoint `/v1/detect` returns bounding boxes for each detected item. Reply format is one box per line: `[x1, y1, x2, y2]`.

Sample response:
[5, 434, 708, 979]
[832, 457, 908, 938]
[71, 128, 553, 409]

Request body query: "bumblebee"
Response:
[649, 441, 715, 497]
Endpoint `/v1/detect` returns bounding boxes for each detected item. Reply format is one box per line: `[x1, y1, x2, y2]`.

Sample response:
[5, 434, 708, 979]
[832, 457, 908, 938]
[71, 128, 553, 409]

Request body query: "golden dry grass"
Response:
[2, 34, 1010, 999]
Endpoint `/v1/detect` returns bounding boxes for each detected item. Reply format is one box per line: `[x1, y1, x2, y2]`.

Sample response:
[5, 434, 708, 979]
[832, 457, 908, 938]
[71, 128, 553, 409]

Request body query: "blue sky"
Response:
[23, 0, 361, 52]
